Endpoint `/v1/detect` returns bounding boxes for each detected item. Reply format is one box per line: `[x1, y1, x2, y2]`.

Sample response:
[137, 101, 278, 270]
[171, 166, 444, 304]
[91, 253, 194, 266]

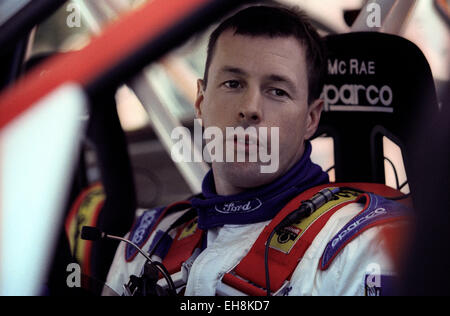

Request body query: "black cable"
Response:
[152, 261, 177, 296]
[137, 207, 198, 296]
[384, 157, 400, 190]
[399, 180, 409, 190]
[104, 233, 177, 295]
[325, 157, 406, 194]
[325, 165, 335, 173]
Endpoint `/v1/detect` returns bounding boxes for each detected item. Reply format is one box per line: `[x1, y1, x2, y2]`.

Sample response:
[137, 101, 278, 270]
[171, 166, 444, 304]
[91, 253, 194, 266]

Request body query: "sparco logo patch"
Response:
[215, 198, 262, 214]
[131, 210, 157, 245]
[331, 207, 387, 248]
[126, 207, 163, 262]
[320, 193, 410, 270]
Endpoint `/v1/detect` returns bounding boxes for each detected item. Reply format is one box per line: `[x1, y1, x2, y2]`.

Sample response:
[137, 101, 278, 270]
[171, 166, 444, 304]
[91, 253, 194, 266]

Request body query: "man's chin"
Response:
[215, 161, 280, 189]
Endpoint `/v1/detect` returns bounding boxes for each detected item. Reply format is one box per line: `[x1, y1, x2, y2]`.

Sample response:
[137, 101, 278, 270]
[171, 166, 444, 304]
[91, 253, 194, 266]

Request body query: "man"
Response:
[106, 5, 408, 296]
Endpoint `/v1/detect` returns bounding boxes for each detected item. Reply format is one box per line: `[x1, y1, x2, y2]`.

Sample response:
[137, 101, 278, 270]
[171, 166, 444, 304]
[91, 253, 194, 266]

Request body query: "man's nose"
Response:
[238, 89, 262, 124]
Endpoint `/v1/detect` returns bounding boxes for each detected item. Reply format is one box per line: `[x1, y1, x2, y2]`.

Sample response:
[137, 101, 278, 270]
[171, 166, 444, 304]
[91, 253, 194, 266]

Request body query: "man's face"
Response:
[195, 30, 323, 195]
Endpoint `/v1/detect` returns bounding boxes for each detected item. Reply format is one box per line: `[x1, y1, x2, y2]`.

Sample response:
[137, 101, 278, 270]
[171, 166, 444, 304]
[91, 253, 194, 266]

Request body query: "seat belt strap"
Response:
[222, 182, 409, 295]
[162, 216, 204, 275]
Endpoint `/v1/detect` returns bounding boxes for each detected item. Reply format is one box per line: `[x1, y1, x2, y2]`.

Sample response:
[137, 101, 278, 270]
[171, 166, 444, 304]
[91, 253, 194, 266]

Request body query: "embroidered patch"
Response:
[270, 188, 360, 254]
[214, 198, 262, 214]
[125, 207, 164, 261]
[320, 193, 410, 270]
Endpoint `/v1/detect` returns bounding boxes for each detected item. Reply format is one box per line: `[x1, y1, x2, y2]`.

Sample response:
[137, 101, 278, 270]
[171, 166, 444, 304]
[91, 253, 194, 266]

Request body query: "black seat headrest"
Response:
[316, 32, 439, 183]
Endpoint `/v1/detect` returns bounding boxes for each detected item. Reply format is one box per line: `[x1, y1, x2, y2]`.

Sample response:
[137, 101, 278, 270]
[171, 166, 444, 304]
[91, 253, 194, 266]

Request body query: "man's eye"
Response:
[269, 88, 289, 98]
[223, 80, 241, 89]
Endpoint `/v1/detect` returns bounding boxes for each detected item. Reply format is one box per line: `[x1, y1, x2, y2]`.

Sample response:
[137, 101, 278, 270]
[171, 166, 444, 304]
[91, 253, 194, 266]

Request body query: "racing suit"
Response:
[106, 142, 405, 296]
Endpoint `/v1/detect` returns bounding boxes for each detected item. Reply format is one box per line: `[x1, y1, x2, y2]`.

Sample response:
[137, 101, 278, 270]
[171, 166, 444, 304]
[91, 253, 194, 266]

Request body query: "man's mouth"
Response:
[231, 134, 260, 152]
[223, 127, 269, 154]
[234, 135, 258, 146]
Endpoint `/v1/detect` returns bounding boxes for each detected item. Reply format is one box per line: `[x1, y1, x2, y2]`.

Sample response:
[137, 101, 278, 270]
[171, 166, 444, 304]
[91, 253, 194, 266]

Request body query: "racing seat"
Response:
[314, 32, 440, 191]
[312, 32, 445, 294]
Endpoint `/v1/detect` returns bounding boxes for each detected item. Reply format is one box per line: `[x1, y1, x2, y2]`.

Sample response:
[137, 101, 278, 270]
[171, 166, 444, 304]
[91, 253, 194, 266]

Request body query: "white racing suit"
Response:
[106, 198, 403, 296]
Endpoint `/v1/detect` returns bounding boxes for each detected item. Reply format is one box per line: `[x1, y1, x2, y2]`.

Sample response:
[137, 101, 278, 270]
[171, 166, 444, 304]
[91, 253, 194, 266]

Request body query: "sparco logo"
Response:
[215, 198, 262, 214]
[331, 207, 387, 248]
[323, 84, 393, 113]
[132, 210, 157, 244]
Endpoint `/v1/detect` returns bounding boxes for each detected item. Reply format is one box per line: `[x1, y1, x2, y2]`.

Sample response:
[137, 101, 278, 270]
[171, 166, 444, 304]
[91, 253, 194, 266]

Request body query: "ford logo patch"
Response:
[214, 198, 262, 214]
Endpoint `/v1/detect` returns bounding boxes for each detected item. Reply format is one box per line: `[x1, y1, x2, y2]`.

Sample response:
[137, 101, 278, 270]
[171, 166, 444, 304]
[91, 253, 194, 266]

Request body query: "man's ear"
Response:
[305, 98, 324, 140]
[194, 79, 205, 119]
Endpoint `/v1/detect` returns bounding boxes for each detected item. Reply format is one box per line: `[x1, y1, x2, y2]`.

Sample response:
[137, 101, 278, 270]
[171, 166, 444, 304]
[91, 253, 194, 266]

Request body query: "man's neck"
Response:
[212, 146, 306, 197]
[212, 169, 245, 196]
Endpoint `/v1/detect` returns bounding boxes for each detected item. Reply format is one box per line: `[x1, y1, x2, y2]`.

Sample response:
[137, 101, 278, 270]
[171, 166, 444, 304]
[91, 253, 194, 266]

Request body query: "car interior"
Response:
[0, 0, 448, 295]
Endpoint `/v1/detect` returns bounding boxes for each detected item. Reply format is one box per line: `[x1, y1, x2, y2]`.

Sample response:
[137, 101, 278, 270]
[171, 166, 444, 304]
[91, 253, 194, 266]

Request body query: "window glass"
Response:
[0, 0, 31, 25]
